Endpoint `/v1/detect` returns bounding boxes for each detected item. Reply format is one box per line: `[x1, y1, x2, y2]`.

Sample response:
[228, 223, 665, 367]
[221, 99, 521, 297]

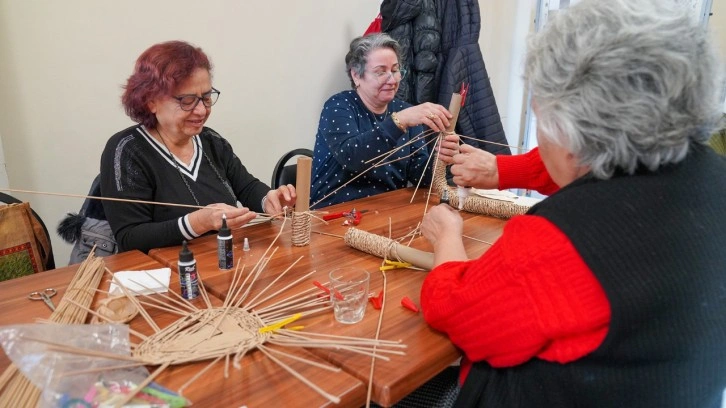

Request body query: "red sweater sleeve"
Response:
[420, 215, 610, 378]
[497, 148, 560, 196]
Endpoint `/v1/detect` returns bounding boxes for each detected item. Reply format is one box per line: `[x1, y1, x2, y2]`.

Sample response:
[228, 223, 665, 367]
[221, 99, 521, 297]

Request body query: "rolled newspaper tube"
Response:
[344, 228, 434, 271]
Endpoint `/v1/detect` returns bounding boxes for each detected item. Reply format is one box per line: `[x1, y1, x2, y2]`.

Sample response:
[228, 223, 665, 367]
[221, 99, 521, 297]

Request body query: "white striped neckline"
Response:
[139, 126, 202, 181]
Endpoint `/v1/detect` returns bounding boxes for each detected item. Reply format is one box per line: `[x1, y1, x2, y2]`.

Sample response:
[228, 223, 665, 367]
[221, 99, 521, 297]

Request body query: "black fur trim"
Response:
[57, 212, 85, 243]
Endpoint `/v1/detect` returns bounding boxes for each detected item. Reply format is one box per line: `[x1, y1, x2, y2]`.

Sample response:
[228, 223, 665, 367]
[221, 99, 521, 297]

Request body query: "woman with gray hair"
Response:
[419, 0, 726, 406]
[310, 33, 452, 208]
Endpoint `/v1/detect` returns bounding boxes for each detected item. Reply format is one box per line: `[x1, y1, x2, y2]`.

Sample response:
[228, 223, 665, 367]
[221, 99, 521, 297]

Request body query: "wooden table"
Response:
[0, 251, 365, 407]
[149, 188, 506, 406]
[0, 251, 160, 370]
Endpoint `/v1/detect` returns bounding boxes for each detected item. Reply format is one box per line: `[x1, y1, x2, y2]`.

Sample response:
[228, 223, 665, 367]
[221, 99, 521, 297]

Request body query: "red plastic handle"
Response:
[323, 211, 346, 221]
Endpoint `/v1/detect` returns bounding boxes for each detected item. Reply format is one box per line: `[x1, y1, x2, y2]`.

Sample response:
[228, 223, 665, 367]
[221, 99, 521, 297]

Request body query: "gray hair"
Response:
[524, 0, 724, 179]
[345, 33, 402, 89]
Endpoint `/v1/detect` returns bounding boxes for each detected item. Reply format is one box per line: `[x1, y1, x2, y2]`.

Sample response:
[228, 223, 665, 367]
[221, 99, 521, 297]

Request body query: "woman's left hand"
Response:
[264, 184, 297, 215]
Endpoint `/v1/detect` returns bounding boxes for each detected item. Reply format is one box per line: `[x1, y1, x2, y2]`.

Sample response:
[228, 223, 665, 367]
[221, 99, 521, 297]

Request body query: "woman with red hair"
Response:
[100, 41, 296, 253]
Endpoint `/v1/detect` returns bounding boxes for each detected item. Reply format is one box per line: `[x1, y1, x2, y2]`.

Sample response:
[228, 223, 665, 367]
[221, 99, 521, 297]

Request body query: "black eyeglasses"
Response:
[173, 87, 221, 111]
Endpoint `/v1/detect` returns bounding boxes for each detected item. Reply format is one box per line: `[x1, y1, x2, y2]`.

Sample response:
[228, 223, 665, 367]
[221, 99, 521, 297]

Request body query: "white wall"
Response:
[0, 0, 382, 264]
[479, 0, 534, 151]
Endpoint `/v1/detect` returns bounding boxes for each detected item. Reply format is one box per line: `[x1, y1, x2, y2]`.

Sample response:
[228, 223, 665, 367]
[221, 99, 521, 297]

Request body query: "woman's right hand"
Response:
[189, 203, 257, 233]
[396, 103, 452, 132]
[451, 144, 500, 189]
[421, 204, 463, 245]
[421, 204, 468, 265]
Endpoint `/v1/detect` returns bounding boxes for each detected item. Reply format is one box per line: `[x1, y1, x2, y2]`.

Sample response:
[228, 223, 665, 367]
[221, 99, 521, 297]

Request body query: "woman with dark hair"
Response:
[310, 33, 452, 208]
[420, 0, 726, 406]
[100, 41, 296, 253]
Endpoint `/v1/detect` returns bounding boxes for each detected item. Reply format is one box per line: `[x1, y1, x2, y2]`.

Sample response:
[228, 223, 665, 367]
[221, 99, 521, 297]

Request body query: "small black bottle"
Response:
[178, 240, 200, 300]
[217, 214, 234, 270]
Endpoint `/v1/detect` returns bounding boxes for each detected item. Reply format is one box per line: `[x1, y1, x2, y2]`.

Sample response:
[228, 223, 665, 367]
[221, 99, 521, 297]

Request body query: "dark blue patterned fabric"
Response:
[311, 90, 431, 209]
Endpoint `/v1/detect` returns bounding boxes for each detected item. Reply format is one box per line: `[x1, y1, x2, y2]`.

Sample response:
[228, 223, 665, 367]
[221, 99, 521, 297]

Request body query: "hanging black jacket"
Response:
[382, 0, 510, 155]
[381, 0, 440, 105]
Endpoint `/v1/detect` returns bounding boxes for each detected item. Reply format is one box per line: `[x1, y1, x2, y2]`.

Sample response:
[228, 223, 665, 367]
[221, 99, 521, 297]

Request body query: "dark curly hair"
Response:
[121, 41, 212, 128]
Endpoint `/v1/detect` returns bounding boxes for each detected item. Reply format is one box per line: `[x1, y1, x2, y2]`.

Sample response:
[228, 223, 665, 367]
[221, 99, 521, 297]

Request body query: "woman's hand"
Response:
[421, 204, 464, 246]
[396, 103, 452, 132]
[189, 203, 257, 234]
[421, 204, 467, 266]
[264, 184, 297, 215]
[451, 144, 500, 189]
[437, 132, 461, 164]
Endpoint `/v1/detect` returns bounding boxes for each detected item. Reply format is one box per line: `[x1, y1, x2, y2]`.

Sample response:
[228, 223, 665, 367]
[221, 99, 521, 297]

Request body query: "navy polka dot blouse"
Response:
[310, 90, 432, 209]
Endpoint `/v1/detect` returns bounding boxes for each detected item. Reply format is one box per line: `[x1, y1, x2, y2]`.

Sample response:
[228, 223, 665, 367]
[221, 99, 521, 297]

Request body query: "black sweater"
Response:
[100, 125, 269, 253]
[456, 144, 726, 407]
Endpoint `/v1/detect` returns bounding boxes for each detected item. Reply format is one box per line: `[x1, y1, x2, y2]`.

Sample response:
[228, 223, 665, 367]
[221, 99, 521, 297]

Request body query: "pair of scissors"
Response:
[28, 288, 57, 311]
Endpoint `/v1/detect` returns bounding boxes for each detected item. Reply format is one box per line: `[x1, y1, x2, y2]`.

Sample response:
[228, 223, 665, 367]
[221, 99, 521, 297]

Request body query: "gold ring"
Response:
[427, 113, 436, 120]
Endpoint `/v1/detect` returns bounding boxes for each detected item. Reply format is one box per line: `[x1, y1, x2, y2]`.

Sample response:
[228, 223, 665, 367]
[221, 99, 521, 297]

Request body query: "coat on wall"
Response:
[381, 0, 510, 155]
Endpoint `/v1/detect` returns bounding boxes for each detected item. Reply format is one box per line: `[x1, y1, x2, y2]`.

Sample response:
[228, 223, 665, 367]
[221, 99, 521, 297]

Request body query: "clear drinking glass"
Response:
[329, 267, 370, 324]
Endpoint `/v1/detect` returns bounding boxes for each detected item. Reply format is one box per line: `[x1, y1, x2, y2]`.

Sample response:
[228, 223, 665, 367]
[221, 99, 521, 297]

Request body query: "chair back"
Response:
[56, 174, 117, 265]
[271, 148, 313, 188]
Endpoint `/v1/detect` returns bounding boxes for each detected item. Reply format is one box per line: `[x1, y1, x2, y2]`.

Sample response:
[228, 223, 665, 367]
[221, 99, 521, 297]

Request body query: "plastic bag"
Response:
[0, 323, 149, 407]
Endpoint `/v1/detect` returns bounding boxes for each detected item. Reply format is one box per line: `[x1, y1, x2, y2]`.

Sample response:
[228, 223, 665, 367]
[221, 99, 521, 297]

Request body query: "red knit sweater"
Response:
[497, 147, 560, 196]
[420, 215, 611, 383]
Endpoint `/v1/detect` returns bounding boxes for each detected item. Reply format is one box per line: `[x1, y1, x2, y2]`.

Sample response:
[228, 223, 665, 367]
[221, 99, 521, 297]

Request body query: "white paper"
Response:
[471, 188, 519, 201]
[109, 268, 171, 296]
[471, 188, 542, 207]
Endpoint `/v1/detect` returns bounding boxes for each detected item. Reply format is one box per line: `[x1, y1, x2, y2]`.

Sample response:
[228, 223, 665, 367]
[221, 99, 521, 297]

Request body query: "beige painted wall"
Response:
[479, 0, 518, 142]
[711, 0, 726, 111]
[0, 0, 383, 265]
[711, 0, 726, 43]
[479, 0, 534, 149]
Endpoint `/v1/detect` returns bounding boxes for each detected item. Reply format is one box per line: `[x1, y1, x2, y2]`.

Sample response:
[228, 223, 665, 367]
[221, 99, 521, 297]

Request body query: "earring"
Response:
[355, 83, 360, 88]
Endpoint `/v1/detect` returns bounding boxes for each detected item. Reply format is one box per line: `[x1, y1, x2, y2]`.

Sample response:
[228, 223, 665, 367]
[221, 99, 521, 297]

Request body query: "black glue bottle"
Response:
[178, 240, 200, 300]
[218, 214, 234, 270]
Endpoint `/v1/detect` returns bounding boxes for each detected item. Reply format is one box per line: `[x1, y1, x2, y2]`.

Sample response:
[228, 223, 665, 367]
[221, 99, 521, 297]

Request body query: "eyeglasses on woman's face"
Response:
[366, 68, 407, 85]
[173, 87, 221, 111]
